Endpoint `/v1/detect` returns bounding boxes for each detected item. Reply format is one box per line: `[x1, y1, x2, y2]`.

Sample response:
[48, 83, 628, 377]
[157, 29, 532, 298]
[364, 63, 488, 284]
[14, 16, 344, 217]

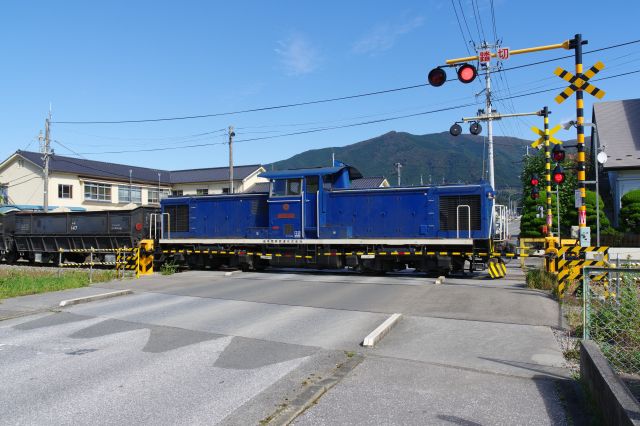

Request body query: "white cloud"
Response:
[275, 34, 321, 76]
[352, 16, 424, 55]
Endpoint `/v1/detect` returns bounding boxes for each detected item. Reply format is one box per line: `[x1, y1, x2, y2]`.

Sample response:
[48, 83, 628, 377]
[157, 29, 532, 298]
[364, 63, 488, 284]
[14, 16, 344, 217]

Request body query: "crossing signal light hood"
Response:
[469, 121, 482, 135]
[531, 187, 540, 200]
[428, 67, 447, 87]
[530, 174, 540, 186]
[553, 166, 565, 184]
[552, 144, 565, 162]
[457, 63, 477, 84]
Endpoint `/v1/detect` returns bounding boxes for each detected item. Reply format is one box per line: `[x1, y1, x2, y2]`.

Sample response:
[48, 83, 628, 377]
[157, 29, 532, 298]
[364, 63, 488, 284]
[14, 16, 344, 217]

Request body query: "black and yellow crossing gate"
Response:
[551, 245, 609, 297]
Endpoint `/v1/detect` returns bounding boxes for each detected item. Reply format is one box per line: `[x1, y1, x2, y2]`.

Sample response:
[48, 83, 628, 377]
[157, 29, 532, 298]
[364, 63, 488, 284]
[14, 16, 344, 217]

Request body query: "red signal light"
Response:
[428, 67, 447, 87]
[530, 174, 539, 186]
[552, 144, 565, 162]
[531, 187, 540, 200]
[552, 166, 565, 184]
[457, 63, 477, 84]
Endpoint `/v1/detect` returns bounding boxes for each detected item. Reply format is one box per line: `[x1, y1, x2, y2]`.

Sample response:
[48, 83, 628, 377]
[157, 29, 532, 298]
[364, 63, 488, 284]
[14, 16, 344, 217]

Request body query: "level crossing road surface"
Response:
[0, 265, 577, 425]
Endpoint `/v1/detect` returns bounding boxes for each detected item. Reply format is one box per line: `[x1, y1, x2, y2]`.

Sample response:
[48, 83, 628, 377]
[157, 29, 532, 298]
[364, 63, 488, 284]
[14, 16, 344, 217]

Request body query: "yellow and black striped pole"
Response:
[572, 34, 588, 231]
[542, 106, 553, 236]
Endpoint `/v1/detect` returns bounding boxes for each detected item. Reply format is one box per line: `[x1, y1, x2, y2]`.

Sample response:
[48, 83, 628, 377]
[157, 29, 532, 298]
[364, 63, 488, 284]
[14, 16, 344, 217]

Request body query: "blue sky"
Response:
[1, 0, 639, 171]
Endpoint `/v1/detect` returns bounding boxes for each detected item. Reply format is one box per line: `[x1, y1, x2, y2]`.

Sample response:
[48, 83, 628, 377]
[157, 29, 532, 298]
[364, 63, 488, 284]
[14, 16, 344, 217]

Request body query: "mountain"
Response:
[270, 131, 532, 189]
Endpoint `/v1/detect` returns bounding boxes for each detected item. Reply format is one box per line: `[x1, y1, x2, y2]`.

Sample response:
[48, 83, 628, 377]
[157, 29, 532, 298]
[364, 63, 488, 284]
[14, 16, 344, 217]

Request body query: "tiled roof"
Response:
[13, 150, 263, 184]
[350, 176, 387, 189]
[593, 98, 640, 170]
[17, 150, 170, 184]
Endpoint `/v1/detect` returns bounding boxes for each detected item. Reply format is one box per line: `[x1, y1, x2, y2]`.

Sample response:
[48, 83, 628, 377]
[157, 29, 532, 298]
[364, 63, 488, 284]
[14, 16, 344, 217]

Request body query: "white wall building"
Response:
[0, 150, 266, 211]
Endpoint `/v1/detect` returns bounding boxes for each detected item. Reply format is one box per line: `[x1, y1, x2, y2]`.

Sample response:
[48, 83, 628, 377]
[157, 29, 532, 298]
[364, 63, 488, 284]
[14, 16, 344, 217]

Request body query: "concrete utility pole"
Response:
[228, 126, 235, 194]
[394, 162, 403, 186]
[42, 111, 52, 212]
[481, 44, 495, 190]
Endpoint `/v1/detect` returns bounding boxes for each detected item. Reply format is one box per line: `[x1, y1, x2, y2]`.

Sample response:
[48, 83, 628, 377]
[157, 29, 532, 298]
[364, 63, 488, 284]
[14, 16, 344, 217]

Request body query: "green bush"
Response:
[620, 189, 640, 233]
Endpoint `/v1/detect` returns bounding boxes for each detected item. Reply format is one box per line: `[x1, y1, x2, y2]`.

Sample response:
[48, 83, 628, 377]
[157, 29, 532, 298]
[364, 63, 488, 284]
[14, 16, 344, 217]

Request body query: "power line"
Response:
[73, 67, 640, 156]
[450, 0, 473, 55]
[50, 38, 640, 126]
[457, 0, 476, 49]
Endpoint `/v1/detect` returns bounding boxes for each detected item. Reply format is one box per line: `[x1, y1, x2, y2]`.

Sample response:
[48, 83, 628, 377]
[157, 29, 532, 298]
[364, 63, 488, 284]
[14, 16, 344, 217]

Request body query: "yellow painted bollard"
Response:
[137, 239, 154, 277]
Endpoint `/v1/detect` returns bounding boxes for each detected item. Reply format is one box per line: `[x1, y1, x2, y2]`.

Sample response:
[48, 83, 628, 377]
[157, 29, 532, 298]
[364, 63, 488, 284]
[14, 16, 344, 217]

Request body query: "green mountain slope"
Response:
[270, 131, 532, 189]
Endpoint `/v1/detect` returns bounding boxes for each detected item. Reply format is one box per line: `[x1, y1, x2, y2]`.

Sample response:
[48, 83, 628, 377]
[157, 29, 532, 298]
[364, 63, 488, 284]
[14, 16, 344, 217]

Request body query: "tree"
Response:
[520, 150, 577, 237]
[620, 189, 640, 233]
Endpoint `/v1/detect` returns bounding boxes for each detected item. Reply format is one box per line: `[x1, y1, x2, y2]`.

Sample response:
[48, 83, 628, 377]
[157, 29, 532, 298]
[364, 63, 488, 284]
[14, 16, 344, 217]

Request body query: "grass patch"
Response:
[0, 269, 118, 300]
[526, 268, 558, 292]
[160, 261, 178, 275]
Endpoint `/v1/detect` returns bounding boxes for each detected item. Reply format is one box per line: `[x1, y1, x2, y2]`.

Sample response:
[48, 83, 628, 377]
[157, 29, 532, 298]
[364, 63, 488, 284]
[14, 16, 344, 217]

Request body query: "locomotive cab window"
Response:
[306, 176, 319, 193]
[270, 179, 302, 197]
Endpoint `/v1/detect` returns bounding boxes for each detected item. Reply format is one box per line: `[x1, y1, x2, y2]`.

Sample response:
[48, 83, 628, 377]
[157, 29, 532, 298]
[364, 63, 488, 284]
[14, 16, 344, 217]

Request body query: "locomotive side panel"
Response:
[325, 189, 432, 239]
[162, 194, 269, 239]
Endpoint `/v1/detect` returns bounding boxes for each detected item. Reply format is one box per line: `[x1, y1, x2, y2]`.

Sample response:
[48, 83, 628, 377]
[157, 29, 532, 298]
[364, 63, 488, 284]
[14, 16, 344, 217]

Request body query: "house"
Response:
[170, 165, 265, 196]
[592, 98, 640, 227]
[349, 176, 390, 189]
[244, 176, 390, 193]
[0, 150, 266, 211]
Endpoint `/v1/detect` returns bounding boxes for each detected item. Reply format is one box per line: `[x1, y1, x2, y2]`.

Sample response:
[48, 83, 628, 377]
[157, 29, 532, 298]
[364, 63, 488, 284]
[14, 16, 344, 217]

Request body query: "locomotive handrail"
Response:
[456, 205, 471, 239]
[149, 212, 171, 240]
[493, 204, 508, 242]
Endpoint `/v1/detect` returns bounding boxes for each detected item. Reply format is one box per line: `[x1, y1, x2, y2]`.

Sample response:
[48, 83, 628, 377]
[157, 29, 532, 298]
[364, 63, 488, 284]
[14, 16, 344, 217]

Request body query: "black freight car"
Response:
[0, 207, 158, 264]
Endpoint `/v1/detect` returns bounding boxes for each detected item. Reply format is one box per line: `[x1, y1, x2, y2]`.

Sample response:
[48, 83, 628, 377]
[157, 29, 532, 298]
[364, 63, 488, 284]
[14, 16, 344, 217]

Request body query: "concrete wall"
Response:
[1, 155, 267, 210]
[581, 340, 640, 425]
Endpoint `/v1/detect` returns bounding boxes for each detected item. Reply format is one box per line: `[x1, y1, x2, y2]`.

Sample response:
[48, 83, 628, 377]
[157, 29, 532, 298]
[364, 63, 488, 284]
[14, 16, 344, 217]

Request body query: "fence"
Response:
[583, 266, 640, 395]
[57, 247, 139, 282]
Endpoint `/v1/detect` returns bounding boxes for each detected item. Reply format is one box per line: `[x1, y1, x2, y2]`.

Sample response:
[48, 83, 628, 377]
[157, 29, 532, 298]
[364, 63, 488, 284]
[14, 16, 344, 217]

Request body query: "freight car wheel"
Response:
[5, 250, 17, 264]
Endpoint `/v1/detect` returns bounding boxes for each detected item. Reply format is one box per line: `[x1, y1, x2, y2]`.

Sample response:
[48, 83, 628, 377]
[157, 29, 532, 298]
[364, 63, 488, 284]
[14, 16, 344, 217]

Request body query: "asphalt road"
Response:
[0, 265, 577, 425]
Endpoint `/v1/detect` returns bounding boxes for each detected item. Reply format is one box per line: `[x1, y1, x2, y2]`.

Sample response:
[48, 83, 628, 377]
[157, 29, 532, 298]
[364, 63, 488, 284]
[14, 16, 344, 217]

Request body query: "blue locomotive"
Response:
[157, 164, 498, 274]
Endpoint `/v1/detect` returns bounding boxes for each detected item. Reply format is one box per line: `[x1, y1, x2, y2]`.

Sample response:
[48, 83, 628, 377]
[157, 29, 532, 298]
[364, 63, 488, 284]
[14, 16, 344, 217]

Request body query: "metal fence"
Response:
[583, 266, 640, 378]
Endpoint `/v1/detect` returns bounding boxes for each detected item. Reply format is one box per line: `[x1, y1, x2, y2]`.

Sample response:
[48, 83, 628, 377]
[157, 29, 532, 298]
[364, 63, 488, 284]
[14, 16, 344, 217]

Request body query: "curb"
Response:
[271, 354, 364, 425]
[362, 313, 402, 347]
[59, 290, 133, 307]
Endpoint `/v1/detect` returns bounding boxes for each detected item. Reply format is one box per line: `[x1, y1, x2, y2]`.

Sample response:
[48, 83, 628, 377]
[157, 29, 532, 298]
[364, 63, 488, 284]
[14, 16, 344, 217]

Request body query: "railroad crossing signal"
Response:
[554, 61, 606, 104]
[530, 124, 562, 148]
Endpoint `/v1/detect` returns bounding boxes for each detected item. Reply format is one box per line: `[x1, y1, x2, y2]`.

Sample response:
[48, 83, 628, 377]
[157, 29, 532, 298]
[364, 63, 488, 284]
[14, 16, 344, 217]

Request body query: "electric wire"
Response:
[50, 39, 640, 126]
[70, 67, 640, 156]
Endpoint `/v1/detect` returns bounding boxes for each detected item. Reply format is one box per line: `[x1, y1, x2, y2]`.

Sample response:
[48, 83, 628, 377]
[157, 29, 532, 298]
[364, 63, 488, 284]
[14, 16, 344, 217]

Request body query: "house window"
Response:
[222, 188, 229, 194]
[118, 185, 141, 203]
[84, 182, 112, 202]
[0, 184, 7, 204]
[58, 184, 73, 199]
[148, 189, 159, 204]
[196, 188, 209, 195]
[171, 190, 183, 197]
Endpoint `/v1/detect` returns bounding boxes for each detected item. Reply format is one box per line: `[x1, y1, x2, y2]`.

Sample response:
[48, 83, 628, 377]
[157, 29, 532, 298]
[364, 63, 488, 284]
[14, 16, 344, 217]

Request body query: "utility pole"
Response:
[483, 44, 495, 191]
[228, 126, 235, 194]
[394, 162, 403, 186]
[42, 111, 52, 212]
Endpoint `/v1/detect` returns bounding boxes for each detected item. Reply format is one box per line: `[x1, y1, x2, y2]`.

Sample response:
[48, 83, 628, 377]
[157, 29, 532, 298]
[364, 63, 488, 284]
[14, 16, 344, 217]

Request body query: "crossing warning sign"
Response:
[554, 61, 606, 104]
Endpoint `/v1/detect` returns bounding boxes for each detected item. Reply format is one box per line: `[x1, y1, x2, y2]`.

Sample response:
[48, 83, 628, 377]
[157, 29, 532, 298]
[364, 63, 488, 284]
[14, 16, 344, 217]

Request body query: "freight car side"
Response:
[3, 207, 157, 264]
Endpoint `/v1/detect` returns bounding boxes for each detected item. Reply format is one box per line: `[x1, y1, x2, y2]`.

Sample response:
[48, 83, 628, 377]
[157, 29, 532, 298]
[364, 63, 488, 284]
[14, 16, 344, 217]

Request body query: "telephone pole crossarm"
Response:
[460, 110, 542, 122]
